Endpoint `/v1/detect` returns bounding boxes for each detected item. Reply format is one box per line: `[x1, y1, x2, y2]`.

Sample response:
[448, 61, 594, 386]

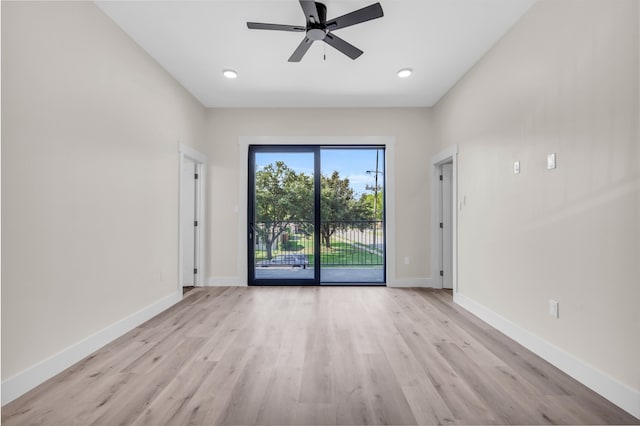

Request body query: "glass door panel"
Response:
[319, 148, 385, 284]
[249, 148, 317, 284]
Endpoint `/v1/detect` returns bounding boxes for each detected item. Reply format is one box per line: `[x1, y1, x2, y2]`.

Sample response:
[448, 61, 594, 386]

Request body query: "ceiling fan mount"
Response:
[247, 1, 384, 62]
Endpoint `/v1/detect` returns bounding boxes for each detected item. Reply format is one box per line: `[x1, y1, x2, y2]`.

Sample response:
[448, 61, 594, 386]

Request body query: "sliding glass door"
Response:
[248, 145, 385, 285]
[319, 148, 385, 284]
[249, 147, 318, 285]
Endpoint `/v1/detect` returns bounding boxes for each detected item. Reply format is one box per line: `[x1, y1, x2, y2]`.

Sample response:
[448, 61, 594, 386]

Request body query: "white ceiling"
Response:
[96, 0, 535, 108]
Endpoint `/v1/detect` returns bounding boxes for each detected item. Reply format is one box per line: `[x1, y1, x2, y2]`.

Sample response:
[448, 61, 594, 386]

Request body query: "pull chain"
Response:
[324, 42, 326, 61]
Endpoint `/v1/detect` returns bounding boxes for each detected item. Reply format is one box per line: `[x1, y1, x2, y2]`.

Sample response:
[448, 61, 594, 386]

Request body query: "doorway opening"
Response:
[248, 145, 385, 285]
[431, 146, 458, 291]
[179, 144, 207, 290]
[440, 162, 453, 289]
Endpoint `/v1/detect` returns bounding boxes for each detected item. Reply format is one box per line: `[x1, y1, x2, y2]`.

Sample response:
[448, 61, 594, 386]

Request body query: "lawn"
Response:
[254, 236, 383, 266]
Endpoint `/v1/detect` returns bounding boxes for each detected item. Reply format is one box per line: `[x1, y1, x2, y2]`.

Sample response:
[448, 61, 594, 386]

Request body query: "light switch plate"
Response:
[514, 161, 520, 174]
[547, 153, 556, 169]
[549, 300, 559, 318]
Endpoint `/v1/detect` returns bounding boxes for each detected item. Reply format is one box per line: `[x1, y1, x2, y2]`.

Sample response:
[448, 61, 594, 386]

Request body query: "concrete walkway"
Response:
[254, 267, 384, 283]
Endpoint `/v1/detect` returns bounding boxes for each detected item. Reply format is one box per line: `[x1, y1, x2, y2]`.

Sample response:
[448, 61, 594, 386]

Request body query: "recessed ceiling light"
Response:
[397, 68, 412, 78]
[223, 69, 238, 79]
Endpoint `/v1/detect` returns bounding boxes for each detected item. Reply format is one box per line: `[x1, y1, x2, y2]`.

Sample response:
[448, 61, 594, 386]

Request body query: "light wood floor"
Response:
[3, 287, 638, 425]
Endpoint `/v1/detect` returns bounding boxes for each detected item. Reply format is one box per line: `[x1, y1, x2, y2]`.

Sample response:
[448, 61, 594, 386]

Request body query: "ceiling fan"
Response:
[247, 1, 384, 62]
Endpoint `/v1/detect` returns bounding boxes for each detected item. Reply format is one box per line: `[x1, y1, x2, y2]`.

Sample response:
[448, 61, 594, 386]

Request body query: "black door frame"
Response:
[248, 145, 320, 285]
[248, 144, 386, 286]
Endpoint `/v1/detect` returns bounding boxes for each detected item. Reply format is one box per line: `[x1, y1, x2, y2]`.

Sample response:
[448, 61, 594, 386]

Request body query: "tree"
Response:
[255, 164, 372, 254]
[255, 161, 313, 260]
[359, 191, 384, 220]
[320, 171, 372, 249]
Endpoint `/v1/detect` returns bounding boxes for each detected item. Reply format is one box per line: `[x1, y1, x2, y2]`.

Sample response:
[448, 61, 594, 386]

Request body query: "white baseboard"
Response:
[1, 290, 182, 406]
[388, 277, 434, 288]
[453, 291, 640, 419]
[206, 277, 246, 286]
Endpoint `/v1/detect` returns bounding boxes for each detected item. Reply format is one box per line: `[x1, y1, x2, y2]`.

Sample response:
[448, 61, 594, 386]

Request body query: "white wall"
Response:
[1, 0, 206, 386]
[433, 0, 639, 409]
[203, 108, 433, 285]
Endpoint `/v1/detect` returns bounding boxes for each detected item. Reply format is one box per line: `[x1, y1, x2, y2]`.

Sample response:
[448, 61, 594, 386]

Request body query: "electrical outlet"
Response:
[547, 153, 556, 170]
[549, 300, 559, 318]
[514, 161, 520, 174]
[404, 256, 410, 265]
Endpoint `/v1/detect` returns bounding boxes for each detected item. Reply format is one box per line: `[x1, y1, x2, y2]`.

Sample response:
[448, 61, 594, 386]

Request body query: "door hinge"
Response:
[194, 220, 198, 227]
[439, 175, 443, 181]
[194, 173, 199, 179]
[194, 268, 198, 274]
[440, 270, 444, 277]
[439, 222, 443, 229]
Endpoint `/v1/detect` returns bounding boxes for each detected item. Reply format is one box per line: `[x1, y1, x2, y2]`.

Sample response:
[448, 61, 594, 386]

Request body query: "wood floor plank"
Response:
[212, 288, 292, 425]
[255, 289, 309, 425]
[386, 293, 493, 422]
[290, 402, 337, 425]
[174, 330, 257, 425]
[358, 291, 457, 425]
[298, 288, 333, 404]
[360, 353, 418, 425]
[3, 287, 638, 426]
[404, 288, 508, 368]
[422, 289, 580, 396]
[329, 292, 374, 425]
[435, 341, 547, 424]
[89, 337, 208, 426]
[131, 360, 218, 426]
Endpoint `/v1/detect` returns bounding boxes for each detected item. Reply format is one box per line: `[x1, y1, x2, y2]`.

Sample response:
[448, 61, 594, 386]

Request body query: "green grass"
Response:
[254, 237, 382, 266]
[320, 242, 383, 266]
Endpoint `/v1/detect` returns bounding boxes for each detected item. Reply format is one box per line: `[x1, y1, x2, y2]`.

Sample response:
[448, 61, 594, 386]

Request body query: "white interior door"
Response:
[441, 162, 453, 289]
[181, 159, 196, 286]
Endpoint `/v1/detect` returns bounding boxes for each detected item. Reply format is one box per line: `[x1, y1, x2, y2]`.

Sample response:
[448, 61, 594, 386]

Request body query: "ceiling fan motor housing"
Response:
[307, 2, 327, 40]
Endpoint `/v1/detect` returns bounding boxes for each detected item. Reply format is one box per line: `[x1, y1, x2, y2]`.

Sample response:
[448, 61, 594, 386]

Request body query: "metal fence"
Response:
[254, 220, 383, 267]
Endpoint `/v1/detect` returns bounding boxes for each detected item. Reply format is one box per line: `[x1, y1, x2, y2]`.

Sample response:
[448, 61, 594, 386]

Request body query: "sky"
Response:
[255, 148, 384, 196]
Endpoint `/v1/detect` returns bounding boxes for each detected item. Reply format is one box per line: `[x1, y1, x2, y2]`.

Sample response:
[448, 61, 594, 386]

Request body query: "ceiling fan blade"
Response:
[289, 37, 314, 62]
[323, 32, 363, 60]
[299, 0, 320, 25]
[247, 22, 306, 32]
[325, 2, 383, 31]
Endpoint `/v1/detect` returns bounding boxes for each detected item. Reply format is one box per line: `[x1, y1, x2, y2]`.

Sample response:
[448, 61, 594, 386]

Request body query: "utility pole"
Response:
[366, 150, 383, 249]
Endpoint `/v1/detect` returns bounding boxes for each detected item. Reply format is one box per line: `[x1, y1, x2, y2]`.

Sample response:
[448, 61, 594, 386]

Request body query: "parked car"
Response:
[257, 254, 309, 269]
